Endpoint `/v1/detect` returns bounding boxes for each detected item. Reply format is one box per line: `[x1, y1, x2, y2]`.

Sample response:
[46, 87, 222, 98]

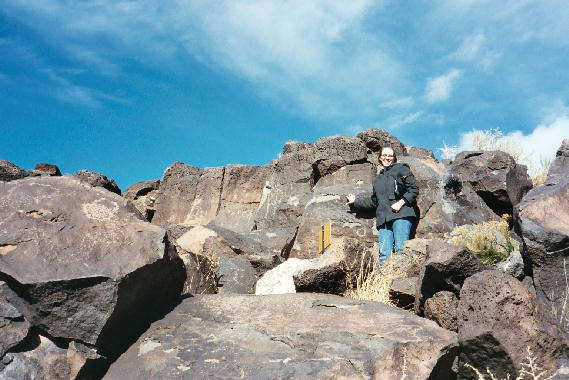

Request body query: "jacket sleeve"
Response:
[399, 164, 419, 205]
[351, 184, 378, 211]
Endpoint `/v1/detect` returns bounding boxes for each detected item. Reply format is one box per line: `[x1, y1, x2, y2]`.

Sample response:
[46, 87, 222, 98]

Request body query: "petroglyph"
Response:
[82, 199, 119, 221]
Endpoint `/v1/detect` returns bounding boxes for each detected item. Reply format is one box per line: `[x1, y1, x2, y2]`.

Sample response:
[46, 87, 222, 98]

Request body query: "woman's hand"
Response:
[345, 193, 356, 205]
[391, 199, 406, 212]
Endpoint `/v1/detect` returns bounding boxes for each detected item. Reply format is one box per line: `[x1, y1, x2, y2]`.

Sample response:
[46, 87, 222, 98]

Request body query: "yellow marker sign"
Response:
[318, 221, 331, 254]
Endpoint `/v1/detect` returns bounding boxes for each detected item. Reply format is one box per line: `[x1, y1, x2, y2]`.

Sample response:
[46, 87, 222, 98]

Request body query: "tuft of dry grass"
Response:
[463, 346, 554, 380]
[448, 216, 519, 265]
[344, 250, 421, 309]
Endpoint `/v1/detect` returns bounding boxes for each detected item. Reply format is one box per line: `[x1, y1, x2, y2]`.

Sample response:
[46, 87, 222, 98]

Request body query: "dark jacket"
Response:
[351, 162, 419, 227]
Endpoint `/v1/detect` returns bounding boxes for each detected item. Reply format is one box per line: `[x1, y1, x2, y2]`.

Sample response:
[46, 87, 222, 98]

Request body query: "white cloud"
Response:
[447, 31, 500, 70]
[457, 116, 569, 175]
[3, 0, 405, 118]
[425, 69, 462, 104]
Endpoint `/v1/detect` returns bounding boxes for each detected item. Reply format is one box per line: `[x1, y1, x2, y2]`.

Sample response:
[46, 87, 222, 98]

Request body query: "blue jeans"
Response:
[378, 217, 414, 264]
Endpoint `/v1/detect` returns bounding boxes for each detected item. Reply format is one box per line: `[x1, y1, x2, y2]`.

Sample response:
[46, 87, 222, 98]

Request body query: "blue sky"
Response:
[2, 1, 568, 190]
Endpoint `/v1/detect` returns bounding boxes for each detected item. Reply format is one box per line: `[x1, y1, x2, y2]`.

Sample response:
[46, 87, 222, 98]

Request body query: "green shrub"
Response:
[449, 216, 519, 265]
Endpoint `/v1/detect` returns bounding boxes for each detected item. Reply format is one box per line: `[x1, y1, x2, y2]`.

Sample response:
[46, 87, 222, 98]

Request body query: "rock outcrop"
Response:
[104, 293, 458, 380]
[74, 169, 122, 195]
[0, 176, 186, 362]
[123, 179, 160, 221]
[449, 150, 532, 216]
[0, 161, 28, 182]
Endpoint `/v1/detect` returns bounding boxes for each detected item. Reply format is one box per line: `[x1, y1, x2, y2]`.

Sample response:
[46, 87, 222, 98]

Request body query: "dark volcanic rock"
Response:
[0, 176, 186, 359]
[399, 156, 500, 238]
[104, 293, 458, 380]
[152, 162, 201, 224]
[457, 270, 568, 379]
[183, 166, 224, 225]
[546, 138, 569, 184]
[415, 240, 490, 315]
[389, 277, 417, 309]
[449, 150, 532, 215]
[406, 146, 436, 160]
[356, 128, 407, 155]
[0, 282, 30, 358]
[74, 169, 121, 195]
[514, 173, 569, 333]
[31, 163, 62, 176]
[0, 161, 28, 182]
[424, 291, 458, 332]
[123, 179, 160, 221]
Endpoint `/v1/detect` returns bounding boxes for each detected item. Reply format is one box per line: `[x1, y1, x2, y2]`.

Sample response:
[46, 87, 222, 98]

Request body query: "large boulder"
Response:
[29, 163, 62, 177]
[356, 128, 407, 155]
[448, 150, 532, 216]
[0, 176, 186, 359]
[415, 240, 490, 315]
[182, 166, 224, 225]
[210, 165, 270, 233]
[312, 135, 369, 179]
[173, 224, 282, 295]
[104, 293, 458, 380]
[514, 172, 569, 333]
[123, 179, 160, 221]
[0, 161, 28, 182]
[400, 156, 500, 238]
[74, 169, 122, 195]
[152, 162, 201, 224]
[246, 226, 298, 259]
[424, 291, 458, 332]
[0, 282, 30, 358]
[457, 270, 568, 379]
[546, 138, 569, 184]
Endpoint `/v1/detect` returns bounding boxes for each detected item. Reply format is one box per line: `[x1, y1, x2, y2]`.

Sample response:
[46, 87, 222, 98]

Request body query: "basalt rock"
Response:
[449, 150, 532, 216]
[415, 240, 490, 315]
[182, 166, 224, 225]
[152, 162, 201, 224]
[546, 138, 569, 184]
[104, 293, 459, 380]
[457, 270, 569, 379]
[514, 169, 569, 334]
[424, 291, 458, 332]
[356, 128, 407, 155]
[74, 169, 122, 195]
[29, 163, 62, 177]
[0, 161, 28, 182]
[0, 176, 186, 359]
[123, 179, 160, 221]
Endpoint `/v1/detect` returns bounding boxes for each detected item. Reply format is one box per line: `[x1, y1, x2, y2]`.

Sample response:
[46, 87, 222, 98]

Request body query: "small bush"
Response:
[344, 249, 422, 309]
[448, 216, 519, 265]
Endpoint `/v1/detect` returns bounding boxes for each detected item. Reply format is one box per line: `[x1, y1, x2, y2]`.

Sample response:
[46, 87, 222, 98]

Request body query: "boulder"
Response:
[254, 143, 317, 230]
[415, 240, 490, 315]
[312, 135, 369, 179]
[183, 166, 224, 225]
[457, 270, 568, 379]
[546, 138, 569, 184]
[0, 282, 30, 358]
[292, 163, 376, 259]
[0, 161, 28, 182]
[399, 156, 500, 238]
[356, 128, 407, 155]
[514, 173, 569, 333]
[30, 163, 62, 176]
[389, 277, 417, 309]
[424, 291, 458, 332]
[74, 169, 121, 195]
[211, 165, 270, 233]
[152, 162, 201, 224]
[104, 293, 459, 380]
[173, 224, 281, 295]
[246, 226, 298, 259]
[448, 150, 532, 216]
[282, 140, 313, 154]
[123, 179, 160, 221]
[406, 146, 436, 160]
[0, 176, 186, 359]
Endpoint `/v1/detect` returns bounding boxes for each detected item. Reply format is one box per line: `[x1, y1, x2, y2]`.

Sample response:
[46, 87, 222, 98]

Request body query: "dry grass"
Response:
[463, 347, 554, 380]
[344, 250, 421, 309]
[183, 252, 220, 294]
[439, 128, 552, 186]
[448, 216, 519, 265]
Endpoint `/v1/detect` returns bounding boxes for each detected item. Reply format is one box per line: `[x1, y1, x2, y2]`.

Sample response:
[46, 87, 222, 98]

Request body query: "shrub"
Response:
[448, 216, 519, 265]
[344, 248, 422, 309]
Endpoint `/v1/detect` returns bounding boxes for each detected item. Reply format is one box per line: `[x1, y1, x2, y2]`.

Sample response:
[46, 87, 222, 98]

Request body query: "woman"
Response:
[346, 147, 419, 264]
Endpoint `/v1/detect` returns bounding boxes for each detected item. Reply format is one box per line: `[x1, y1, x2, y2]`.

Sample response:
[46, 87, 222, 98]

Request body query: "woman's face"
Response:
[380, 148, 395, 167]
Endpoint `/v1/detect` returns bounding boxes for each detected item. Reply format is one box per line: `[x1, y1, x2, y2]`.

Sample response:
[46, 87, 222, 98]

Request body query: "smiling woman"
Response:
[346, 146, 419, 264]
